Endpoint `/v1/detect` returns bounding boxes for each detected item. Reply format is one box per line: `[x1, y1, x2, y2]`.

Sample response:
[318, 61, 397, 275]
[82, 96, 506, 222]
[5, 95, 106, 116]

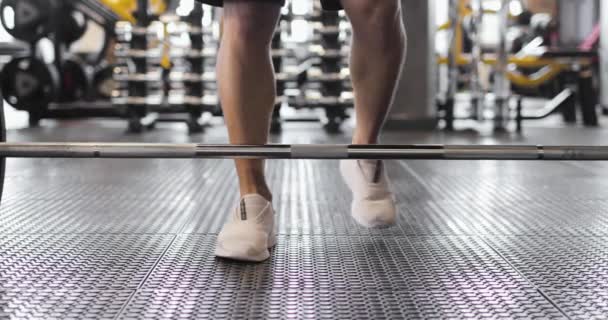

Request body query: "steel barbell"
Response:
[0, 143, 606, 160]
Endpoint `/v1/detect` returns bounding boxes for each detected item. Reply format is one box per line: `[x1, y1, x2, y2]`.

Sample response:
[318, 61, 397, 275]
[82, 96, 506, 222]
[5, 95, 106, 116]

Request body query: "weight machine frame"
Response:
[437, 0, 599, 133]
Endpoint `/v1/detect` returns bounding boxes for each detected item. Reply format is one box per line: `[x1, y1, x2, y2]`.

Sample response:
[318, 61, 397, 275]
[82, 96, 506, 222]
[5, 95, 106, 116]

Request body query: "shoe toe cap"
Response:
[216, 223, 270, 262]
[352, 198, 397, 228]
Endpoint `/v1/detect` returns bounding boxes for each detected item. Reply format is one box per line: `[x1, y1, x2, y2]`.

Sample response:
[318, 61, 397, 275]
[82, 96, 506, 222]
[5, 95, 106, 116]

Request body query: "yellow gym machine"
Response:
[100, 0, 172, 69]
[99, 0, 167, 23]
[437, 0, 598, 132]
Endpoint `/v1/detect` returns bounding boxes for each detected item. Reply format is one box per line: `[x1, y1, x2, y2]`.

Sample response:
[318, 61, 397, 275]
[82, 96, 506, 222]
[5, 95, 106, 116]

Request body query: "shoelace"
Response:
[240, 199, 247, 221]
[358, 160, 383, 184]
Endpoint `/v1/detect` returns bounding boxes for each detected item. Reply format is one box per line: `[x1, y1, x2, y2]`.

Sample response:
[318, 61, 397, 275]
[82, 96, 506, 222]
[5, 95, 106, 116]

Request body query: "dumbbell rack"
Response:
[273, 3, 354, 133]
[0, 0, 122, 127]
[267, 5, 355, 134]
[316, 10, 352, 133]
[119, 0, 157, 133]
[0, 43, 26, 203]
[270, 12, 290, 134]
[174, 4, 218, 133]
[289, 8, 353, 133]
[113, 0, 217, 134]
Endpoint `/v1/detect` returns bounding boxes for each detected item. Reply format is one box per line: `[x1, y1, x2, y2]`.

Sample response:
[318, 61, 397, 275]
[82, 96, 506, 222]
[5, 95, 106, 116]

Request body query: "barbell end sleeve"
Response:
[541, 146, 608, 161]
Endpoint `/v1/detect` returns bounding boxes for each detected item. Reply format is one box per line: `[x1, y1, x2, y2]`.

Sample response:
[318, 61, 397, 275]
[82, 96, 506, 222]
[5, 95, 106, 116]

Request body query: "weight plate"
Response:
[0, 91, 5, 205]
[58, 58, 89, 103]
[1, 56, 57, 111]
[0, 0, 52, 43]
[60, 9, 88, 45]
[92, 65, 115, 100]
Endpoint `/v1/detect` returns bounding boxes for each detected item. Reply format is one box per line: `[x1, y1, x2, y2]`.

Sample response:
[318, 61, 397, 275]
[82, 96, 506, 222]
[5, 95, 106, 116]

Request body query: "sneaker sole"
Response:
[215, 247, 270, 262]
[215, 232, 278, 262]
[351, 199, 397, 228]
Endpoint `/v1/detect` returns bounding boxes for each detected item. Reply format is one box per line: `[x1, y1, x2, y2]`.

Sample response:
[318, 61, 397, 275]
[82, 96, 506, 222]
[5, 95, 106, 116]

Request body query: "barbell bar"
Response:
[0, 143, 607, 160]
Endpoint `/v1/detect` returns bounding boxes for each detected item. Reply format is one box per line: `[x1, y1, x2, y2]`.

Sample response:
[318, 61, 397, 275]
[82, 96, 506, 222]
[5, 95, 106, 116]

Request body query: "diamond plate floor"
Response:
[2, 119, 608, 319]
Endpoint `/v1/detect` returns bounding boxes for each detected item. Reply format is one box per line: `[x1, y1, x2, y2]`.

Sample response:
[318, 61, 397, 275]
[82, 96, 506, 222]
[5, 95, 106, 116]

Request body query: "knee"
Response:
[345, 0, 402, 30]
[342, 0, 401, 27]
[221, 3, 280, 48]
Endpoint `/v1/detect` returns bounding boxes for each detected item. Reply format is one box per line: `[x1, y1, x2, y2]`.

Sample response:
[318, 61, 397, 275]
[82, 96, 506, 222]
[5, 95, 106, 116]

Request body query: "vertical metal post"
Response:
[493, 0, 511, 131]
[469, 0, 484, 121]
[52, 1, 64, 83]
[387, 0, 437, 130]
[185, 2, 205, 133]
[270, 12, 285, 133]
[126, 0, 151, 132]
[319, 9, 346, 132]
[601, 0, 608, 113]
[447, 0, 459, 97]
[558, 0, 596, 47]
[444, 0, 460, 130]
[136, 0, 150, 26]
[0, 83, 5, 204]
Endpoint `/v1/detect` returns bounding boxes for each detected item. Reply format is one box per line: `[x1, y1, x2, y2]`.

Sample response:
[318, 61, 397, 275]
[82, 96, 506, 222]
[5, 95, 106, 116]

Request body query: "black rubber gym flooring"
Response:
[1, 118, 608, 319]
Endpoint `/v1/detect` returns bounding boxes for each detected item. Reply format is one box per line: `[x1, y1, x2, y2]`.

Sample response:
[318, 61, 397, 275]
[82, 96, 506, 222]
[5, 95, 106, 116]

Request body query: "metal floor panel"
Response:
[543, 289, 608, 320]
[3, 121, 608, 319]
[0, 234, 174, 289]
[437, 199, 608, 236]
[0, 289, 132, 320]
[2, 160, 218, 202]
[142, 235, 530, 291]
[483, 230, 608, 320]
[399, 161, 608, 203]
[485, 236, 608, 290]
[404, 159, 597, 179]
[182, 160, 411, 236]
[0, 198, 195, 234]
[398, 201, 475, 235]
[119, 289, 564, 320]
[398, 197, 608, 236]
[571, 161, 608, 173]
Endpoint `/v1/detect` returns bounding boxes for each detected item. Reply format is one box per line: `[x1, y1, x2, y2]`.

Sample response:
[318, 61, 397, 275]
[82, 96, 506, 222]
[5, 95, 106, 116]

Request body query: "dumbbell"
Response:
[91, 64, 116, 100]
[1, 56, 91, 111]
[0, 0, 88, 45]
[57, 57, 89, 103]
[0, 56, 58, 112]
[0, 0, 55, 43]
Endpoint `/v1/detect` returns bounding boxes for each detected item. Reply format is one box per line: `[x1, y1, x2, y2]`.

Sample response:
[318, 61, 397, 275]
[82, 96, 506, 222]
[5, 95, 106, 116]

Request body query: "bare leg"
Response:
[342, 0, 407, 144]
[338, 1, 405, 228]
[217, 1, 282, 200]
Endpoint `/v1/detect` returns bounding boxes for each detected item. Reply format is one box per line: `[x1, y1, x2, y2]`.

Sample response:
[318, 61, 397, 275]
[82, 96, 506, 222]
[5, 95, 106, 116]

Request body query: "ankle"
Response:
[241, 185, 273, 202]
[352, 135, 379, 145]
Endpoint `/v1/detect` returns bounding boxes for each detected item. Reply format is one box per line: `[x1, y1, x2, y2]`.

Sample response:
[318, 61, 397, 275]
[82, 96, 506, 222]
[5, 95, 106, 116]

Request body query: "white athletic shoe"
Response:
[215, 194, 277, 262]
[340, 159, 397, 228]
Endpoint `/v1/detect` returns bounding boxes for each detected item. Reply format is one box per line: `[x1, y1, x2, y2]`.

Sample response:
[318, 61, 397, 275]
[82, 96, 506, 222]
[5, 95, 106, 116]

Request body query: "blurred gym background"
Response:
[0, 0, 605, 135]
[2, 1, 608, 319]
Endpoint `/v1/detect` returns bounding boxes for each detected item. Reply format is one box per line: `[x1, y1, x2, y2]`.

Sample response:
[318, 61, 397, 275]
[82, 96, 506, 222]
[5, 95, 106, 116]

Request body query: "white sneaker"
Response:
[215, 194, 277, 262]
[340, 160, 397, 228]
